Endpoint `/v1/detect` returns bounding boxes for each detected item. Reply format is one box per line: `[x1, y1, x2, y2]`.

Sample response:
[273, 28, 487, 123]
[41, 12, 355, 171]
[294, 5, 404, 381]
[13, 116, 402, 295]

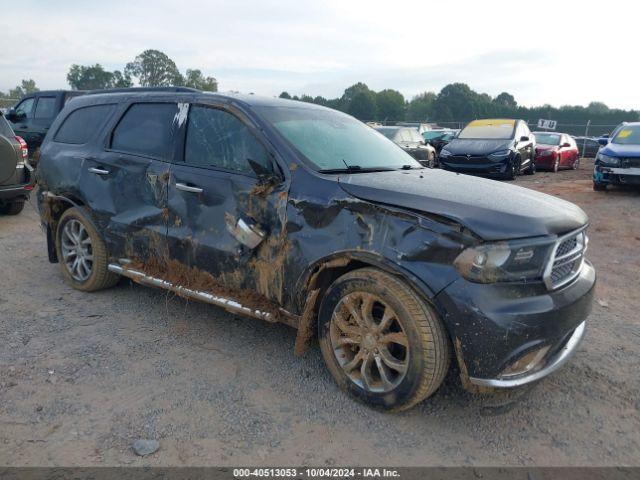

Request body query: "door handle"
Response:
[88, 167, 110, 175]
[175, 182, 203, 193]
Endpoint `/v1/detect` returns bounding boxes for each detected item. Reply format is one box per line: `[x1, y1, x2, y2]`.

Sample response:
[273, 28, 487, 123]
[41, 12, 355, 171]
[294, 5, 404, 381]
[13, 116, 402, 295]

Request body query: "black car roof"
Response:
[70, 89, 329, 111]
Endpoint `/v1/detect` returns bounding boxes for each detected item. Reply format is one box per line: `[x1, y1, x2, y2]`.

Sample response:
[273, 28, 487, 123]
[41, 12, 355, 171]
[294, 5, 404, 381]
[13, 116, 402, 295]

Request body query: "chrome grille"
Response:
[544, 229, 587, 290]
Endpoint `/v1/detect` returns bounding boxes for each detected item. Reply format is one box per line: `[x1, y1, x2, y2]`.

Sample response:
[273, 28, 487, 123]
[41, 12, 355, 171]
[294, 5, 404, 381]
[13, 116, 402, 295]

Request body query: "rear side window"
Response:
[34, 97, 57, 119]
[111, 103, 178, 159]
[54, 104, 116, 144]
[184, 105, 270, 175]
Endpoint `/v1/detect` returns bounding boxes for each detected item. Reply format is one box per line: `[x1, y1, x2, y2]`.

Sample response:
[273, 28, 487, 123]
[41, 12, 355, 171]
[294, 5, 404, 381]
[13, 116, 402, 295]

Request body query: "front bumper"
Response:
[439, 156, 509, 176]
[436, 260, 595, 387]
[594, 165, 640, 185]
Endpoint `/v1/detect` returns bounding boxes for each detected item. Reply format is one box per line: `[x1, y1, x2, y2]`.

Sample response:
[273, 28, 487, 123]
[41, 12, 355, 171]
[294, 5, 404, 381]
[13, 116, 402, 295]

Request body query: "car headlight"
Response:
[454, 237, 555, 283]
[488, 150, 511, 160]
[597, 153, 619, 166]
[440, 148, 452, 157]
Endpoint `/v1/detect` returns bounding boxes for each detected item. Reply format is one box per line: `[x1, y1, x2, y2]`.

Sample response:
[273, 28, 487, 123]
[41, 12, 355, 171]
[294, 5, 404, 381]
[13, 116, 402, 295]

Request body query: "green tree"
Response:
[183, 69, 217, 91]
[433, 83, 478, 121]
[407, 92, 436, 121]
[125, 49, 183, 87]
[494, 92, 517, 109]
[348, 90, 377, 120]
[67, 64, 132, 90]
[376, 89, 405, 121]
[9, 79, 39, 98]
[279, 91, 292, 99]
[340, 82, 372, 112]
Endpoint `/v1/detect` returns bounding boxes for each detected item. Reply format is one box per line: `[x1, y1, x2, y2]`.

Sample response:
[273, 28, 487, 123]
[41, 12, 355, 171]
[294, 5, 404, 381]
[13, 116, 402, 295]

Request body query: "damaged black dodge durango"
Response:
[37, 89, 595, 411]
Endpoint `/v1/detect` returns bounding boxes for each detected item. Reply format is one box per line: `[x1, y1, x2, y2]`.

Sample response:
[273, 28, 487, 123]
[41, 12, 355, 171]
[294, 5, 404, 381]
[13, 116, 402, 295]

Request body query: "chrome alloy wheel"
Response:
[330, 292, 410, 393]
[61, 219, 93, 282]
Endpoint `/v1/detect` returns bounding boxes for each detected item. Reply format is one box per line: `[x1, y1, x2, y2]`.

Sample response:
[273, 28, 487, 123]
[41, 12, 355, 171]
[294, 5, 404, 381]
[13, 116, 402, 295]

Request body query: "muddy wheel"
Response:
[0, 201, 25, 215]
[55, 207, 119, 292]
[318, 268, 450, 411]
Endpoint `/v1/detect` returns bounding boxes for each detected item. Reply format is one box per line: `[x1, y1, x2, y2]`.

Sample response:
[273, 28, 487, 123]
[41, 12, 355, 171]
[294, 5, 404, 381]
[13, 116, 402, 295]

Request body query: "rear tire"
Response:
[318, 268, 450, 411]
[55, 207, 120, 292]
[0, 201, 25, 215]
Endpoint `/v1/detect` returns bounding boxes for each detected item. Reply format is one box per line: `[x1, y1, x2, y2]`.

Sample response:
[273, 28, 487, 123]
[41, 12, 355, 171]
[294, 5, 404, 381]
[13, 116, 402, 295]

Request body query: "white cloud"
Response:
[0, 0, 638, 109]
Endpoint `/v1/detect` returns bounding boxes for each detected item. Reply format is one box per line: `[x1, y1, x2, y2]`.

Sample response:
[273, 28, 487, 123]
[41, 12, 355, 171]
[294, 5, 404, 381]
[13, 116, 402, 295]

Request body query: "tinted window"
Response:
[54, 104, 116, 144]
[15, 98, 35, 119]
[0, 115, 14, 137]
[34, 97, 57, 119]
[185, 105, 270, 175]
[111, 103, 178, 159]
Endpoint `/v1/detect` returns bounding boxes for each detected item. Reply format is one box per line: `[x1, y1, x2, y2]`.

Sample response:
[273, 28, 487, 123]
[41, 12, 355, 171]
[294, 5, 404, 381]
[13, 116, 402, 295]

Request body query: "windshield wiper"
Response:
[319, 165, 397, 174]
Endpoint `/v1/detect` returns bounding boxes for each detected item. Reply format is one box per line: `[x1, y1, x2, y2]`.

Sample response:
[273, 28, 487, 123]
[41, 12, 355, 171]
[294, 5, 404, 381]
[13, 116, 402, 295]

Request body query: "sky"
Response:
[1, 0, 638, 110]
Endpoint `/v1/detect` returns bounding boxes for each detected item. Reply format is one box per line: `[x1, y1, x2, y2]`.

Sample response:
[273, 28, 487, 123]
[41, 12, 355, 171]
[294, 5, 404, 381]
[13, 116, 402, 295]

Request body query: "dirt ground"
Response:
[0, 159, 638, 467]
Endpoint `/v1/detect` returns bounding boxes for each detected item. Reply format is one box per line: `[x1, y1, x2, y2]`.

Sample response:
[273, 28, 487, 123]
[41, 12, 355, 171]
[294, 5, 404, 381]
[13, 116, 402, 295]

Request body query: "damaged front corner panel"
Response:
[225, 213, 266, 249]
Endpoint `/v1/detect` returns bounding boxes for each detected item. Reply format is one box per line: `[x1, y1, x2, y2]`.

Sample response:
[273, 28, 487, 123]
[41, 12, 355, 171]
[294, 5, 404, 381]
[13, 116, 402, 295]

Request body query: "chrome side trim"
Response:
[469, 321, 586, 388]
[108, 264, 286, 323]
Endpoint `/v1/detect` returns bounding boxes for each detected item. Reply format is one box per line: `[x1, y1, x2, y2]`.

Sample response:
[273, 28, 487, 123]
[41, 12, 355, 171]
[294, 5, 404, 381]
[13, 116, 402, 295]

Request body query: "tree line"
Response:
[2, 50, 637, 136]
[280, 82, 639, 135]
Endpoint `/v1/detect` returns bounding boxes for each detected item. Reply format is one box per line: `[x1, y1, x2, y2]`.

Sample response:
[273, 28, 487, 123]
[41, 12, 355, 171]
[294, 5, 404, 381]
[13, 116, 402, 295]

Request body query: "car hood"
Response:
[338, 169, 588, 241]
[600, 143, 640, 157]
[443, 138, 513, 156]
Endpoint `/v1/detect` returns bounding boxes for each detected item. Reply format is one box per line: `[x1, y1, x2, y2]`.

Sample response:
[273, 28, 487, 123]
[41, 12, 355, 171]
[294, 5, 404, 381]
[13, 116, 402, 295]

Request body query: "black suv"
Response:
[439, 119, 536, 179]
[37, 90, 595, 411]
[5, 90, 85, 153]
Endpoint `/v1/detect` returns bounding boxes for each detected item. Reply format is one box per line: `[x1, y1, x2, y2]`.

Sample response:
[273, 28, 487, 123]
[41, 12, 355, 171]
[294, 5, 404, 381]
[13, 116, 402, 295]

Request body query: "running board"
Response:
[108, 263, 297, 326]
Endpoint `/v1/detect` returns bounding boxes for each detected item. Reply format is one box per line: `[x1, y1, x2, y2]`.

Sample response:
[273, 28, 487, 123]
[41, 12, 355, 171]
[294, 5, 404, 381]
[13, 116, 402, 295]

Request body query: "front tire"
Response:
[504, 158, 518, 180]
[525, 158, 536, 175]
[553, 157, 559, 173]
[55, 207, 120, 292]
[593, 182, 607, 191]
[318, 268, 450, 411]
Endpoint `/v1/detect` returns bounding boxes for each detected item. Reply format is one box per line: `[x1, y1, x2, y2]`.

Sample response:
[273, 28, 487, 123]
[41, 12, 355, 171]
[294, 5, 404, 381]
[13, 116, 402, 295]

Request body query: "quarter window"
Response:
[184, 105, 270, 175]
[54, 104, 116, 144]
[34, 97, 57, 119]
[111, 103, 179, 159]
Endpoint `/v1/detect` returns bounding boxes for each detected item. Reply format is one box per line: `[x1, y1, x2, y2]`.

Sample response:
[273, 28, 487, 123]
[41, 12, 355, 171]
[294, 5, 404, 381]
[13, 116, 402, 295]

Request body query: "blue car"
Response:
[593, 122, 640, 191]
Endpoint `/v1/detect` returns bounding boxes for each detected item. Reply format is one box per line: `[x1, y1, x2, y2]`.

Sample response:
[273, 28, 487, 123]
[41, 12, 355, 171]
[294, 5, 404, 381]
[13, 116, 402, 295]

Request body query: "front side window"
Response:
[257, 105, 419, 171]
[111, 103, 178, 159]
[34, 97, 57, 119]
[54, 104, 116, 144]
[184, 105, 271, 175]
[459, 119, 516, 140]
[15, 98, 35, 119]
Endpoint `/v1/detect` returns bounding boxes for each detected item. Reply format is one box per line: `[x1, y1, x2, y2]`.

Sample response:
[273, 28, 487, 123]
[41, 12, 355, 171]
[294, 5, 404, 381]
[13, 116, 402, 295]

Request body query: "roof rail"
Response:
[86, 87, 200, 95]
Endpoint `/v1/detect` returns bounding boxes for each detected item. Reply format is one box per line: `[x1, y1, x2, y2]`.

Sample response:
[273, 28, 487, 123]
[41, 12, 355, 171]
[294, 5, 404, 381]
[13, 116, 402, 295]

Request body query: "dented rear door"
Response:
[85, 101, 179, 261]
[166, 103, 288, 304]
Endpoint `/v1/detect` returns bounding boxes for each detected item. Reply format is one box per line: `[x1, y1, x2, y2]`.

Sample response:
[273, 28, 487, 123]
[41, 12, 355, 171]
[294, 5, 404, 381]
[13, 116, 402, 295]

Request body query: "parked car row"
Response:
[28, 89, 594, 411]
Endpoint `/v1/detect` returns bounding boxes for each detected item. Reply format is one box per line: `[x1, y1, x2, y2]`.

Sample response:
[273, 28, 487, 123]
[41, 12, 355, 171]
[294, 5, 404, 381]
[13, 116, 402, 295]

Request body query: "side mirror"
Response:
[520, 136, 529, 142]
[597, 137, 609, 146]
[248, 158, 282, 185]
[5, 108, 18, 121]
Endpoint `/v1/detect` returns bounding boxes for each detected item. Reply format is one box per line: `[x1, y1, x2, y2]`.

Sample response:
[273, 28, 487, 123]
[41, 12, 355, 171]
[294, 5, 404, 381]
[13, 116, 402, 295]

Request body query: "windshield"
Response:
[256, 105, 421, 171]
[423, 131, 446, 140]
[612, 125, 640, 145]
[458, 119, 515, 140]
[536, 133, 561, 145]
[374, 127, 400, 139]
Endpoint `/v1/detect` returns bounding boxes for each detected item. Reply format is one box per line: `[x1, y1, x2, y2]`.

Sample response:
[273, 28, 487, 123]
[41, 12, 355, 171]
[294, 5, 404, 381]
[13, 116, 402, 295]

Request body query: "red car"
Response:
[534, 132, 580, 172]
